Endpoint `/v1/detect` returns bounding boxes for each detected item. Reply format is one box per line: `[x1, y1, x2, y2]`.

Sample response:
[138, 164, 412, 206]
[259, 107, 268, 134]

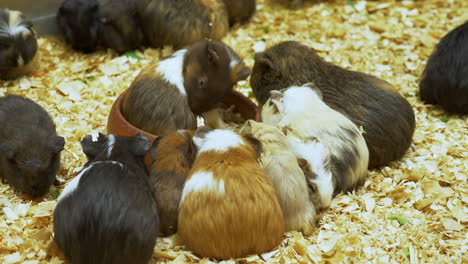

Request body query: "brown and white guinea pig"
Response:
[0, 9, 39, 80]
[53, 133, 159, 264]
[419, 20, 468, 115]
[139, 0, 229, 49]
[221, 0, 256, 26]
[0, 95, 65, 198]
[122, 39, 251, 136]
[239, 120, 316, 235]
[261, 84, 369, 209]
[178, 127, 285, 259]
[250, 41, 415, 168]
[149, 130, 196, 236]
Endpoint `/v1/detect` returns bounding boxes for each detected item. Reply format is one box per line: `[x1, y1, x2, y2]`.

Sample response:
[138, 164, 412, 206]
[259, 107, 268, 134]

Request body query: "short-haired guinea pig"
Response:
[0, 9, 39, 80]
[419, 20, 468, 115]
[122, 39, 251, 136]
[0, 94, 65, 198]
[250, 40, 415, 168]
[149, 130, 197, 236]
[239, 120, 316, 235]
[262, 84, 369, 209]
[53, 133, 159, 264]
[178, 127, 285, 259]
[221, 0, 256, 26]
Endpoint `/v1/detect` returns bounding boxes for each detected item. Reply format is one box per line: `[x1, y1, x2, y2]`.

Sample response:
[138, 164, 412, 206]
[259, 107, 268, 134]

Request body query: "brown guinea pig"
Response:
[250, 41, 415, 168]
[139, 0, 229, 49]
[0, 9, 39, 80]
[178, 128, 285, 259]
[149, 130, 196, 236]
[221, 0, 256, 26]
[122, 39, 251, 136]
[239, 120, 316, 235]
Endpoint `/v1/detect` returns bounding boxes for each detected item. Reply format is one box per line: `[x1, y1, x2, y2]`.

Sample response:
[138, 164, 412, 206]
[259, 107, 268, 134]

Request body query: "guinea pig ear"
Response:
[149, 136, 163, 161]
[49, 136, 65, 153]
[0, 142, 16, 159]
[244, 135, 262, 160]
[207, 42, 220, 65]
[132, 133, 151, 156]
[81, 134, 105, 158]
[254, 53, 276, 72]
[193, 126, 212, 148]
[302, 82, 323, 100]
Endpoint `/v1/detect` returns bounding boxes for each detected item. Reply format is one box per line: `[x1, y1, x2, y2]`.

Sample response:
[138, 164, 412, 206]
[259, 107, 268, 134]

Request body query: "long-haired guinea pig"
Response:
[262, 84, 369, 209]
[250, 41, 415, 168]
[0, 95, 65, 198]
[122, 39, 250, 135]
[53, 133, 159, 264]
[178, 128, 285, 259]
[0, 9, 39, 80]
[139, 0, 229, 49]
[239, 120, 316, 235]
[149, 130, 196, 236]
[419, 21, 468, 115]
[221, 0, 256, 26]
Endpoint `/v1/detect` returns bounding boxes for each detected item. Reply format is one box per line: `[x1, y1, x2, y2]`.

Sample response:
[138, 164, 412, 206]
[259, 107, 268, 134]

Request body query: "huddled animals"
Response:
[0, 1, 467, 263]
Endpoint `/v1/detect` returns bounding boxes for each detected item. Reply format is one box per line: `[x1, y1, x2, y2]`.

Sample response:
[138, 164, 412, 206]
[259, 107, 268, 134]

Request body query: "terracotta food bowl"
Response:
[107, 89, 261, 169]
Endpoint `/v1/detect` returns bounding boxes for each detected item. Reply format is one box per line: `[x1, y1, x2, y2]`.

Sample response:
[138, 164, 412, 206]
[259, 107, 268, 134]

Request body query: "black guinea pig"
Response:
[0, 94, 65, 198]
[250, 41, 415, 168]
[53, 133, 159, 264]
[419, 20, 468, 115]
[222, 0, 256, 26]
[122, 39, 251, 136]
[0, 9, 39, 80]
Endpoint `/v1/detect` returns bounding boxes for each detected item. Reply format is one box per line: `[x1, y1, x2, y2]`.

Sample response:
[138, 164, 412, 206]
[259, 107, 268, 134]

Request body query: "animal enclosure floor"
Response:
[0, 0, 467, 263]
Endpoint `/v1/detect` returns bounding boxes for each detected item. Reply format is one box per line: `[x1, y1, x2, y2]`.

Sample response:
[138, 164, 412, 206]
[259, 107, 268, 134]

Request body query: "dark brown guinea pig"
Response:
[250, 41, 415, 168]
[138, 0, 229, 49]
[0, 9, 39, 80]
[0, 94, 65, 198]
[419, 21, 468, 115]
[122, 39, 251, 136]
[149, 130, 196, 236]
[221, 0, 256, 26]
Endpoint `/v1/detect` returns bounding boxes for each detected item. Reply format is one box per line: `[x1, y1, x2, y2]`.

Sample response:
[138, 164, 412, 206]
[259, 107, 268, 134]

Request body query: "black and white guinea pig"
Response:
[53, 133, 159, 264]
[262, 84, 369, 209]
[221, 0, 256, 26]
[122, 39, 251, 136]
[0, 94, 65, 198]
[419, 20, 468, 115]
[0, 9, 38, 80]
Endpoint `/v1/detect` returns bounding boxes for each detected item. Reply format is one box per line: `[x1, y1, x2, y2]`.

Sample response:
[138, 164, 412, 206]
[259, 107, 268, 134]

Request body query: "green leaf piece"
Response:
[388, 215, 411, 225]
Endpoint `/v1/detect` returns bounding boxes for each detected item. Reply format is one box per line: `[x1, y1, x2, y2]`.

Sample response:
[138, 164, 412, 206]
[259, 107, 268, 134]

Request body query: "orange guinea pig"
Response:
[178, 128, 285, 259]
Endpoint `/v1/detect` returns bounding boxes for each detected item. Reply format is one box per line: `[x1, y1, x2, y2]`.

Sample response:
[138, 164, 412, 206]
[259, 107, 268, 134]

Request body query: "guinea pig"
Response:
[419, 20, 468, 115]
[221, 0, 256, 26]
[149, 130, 196, 236]
[178, 128, 285, 259]
[122, 39, 251, 135]
[0, 94, 65, 198]
[53, 133, 159, 264]
[139, 0, 229, 49]
[0, 9, 39, 80]
[239, 120, 316, 235]
[57, 0, 100, 53]
[261, 84, 369, 209]
[250, 40, 415, 168]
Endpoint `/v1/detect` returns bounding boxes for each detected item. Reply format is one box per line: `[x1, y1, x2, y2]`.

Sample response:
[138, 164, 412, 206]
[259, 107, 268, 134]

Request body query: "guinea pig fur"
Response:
[178, 128, 285, 259]
[250, 40, 415, 168]
[221, 0, 256, 26]
[122, 39, 251, 135]
[0, 94, 65, 198]
[139, 0, 229, 49]
[0, 9, 39, 80]
[239, 120, 316, 235]
[149, 130, 197, 236]
[419, 20, 468, 115]
[261, 84, 369, 209]
[53, 133, 159, 264]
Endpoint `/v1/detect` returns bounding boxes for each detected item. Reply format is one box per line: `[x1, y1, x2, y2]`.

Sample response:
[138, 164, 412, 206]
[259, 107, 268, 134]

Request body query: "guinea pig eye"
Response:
[199, 79, 206, 88]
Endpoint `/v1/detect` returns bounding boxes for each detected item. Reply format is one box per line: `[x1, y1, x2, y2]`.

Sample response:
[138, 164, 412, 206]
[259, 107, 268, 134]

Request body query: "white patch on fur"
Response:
[106, 135, 115, 158]
[283, 86, 328, 114]
[288, 136, 334, 208]
[180, 171, 225, 204]
[17, 56, 24, 66]
[157, 49, 187, 96]
[0, 10, 28, 37]
[226, 46, 240, 68]
[194, 129, 244, 152]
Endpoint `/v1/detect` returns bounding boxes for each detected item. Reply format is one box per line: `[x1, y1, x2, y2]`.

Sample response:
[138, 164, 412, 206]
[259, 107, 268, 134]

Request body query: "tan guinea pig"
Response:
[178, 128, 285, 259]
[239, 120, 316, 235]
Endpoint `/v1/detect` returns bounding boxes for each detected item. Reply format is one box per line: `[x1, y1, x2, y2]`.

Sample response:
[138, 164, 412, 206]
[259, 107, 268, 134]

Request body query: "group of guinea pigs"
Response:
[0, 0, 467, 263]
